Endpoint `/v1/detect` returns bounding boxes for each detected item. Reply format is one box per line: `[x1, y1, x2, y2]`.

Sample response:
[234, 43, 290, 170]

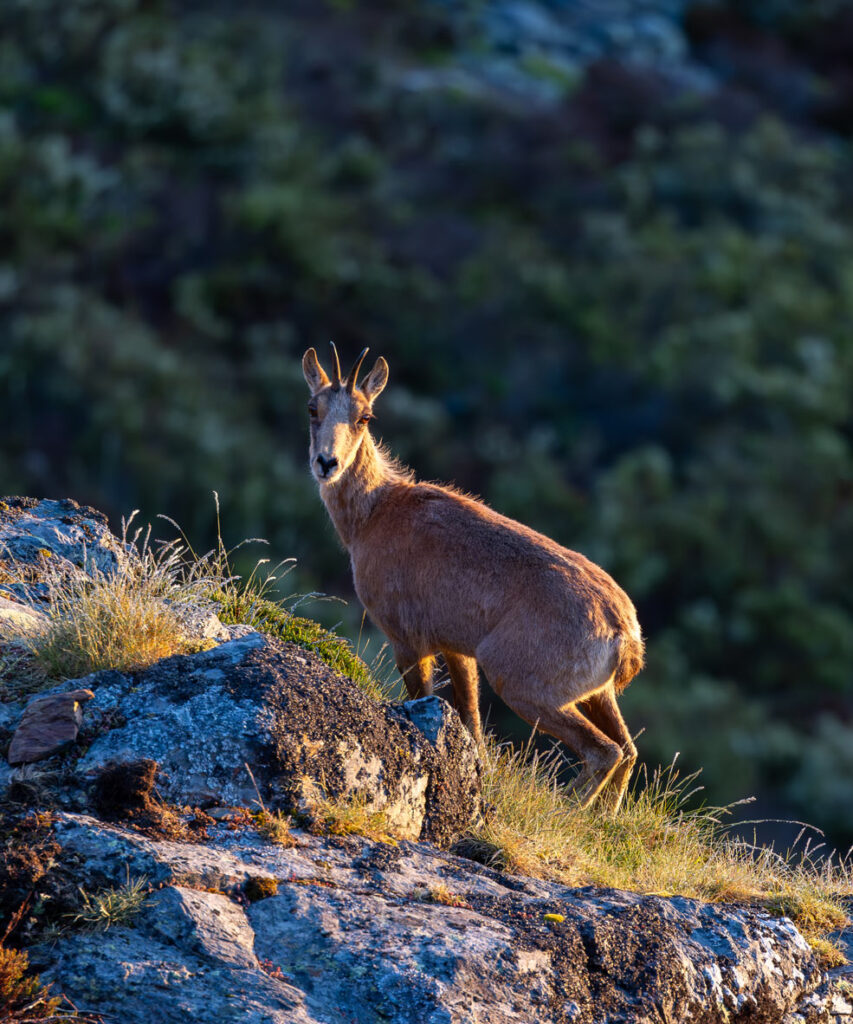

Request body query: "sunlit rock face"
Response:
[38, 810, 844, 1024]
[0, 497, 133, 601]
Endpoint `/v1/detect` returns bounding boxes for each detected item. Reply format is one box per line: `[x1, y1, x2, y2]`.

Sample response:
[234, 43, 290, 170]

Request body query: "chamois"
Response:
[302, 344, 644, 810]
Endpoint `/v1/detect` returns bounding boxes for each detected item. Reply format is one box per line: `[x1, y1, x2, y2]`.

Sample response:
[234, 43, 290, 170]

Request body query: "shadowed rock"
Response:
[74, 632, 483, 845]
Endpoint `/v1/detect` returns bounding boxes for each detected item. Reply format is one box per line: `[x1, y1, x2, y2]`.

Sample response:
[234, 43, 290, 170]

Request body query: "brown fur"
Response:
[302, 347, 644, 811]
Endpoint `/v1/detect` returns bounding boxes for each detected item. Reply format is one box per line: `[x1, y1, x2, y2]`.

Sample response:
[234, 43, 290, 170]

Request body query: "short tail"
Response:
[614, 634, 645, 693]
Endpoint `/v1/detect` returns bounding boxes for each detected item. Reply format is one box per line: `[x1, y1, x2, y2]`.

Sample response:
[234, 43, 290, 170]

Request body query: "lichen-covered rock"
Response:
[167, 600, 231, 643]
[139, 886, 258, 969]
[0, 497, 131, 588]
[34, 812, 850, 1024]
[73, 631, 483, 844]
[38, 926, 315, 1024]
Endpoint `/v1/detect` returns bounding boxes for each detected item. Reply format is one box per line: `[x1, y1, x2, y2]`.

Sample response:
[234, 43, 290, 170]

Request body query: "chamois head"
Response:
[302, 343, 389, 485]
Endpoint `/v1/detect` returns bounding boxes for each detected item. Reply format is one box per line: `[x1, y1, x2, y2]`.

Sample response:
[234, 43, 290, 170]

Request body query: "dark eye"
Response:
[308, 406, 318, 419]
[358, 414, 372, 425]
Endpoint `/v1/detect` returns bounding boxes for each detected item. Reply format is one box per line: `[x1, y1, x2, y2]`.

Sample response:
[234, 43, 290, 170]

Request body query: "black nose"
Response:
[316, 454, 338, 477]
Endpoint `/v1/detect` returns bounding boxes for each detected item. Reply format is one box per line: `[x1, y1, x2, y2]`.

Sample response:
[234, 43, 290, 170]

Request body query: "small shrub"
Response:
[0, 942, 63, 1022]
[0, 812, 62, 943]
[244, 876, 278, 902]
[0, 936, 107, 1021]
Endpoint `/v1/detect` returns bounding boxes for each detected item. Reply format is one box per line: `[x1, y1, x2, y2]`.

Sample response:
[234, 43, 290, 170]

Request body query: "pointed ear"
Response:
[362, 356, 389, 403]
[302, 348, 330, 393]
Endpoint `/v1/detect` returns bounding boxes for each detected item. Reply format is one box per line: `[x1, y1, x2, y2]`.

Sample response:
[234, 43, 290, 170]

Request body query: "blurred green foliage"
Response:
[1, 1, 852, 842]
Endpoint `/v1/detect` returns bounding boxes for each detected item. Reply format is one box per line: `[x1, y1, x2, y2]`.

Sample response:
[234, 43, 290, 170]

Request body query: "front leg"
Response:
[393, 642, 435, 699]
[442, 651, 483, 746]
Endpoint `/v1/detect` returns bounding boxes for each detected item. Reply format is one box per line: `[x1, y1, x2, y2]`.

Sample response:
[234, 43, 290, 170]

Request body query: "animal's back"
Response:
[352, 480, 643, 685]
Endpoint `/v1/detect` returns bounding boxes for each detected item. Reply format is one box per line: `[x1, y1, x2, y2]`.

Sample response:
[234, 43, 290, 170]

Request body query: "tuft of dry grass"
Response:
[1, 495, 393, 700]
[310, 791, 398, 845]
[412, 882, 470, 909]
[254, 810, 296, 848]
[6, 513, 221, 685]
[462, 735, 851, 964]
[68, 876, 151, 931]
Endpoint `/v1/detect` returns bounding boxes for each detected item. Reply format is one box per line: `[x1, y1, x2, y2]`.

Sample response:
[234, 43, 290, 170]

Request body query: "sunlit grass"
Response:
[462, 736, 851, 964]
[6, 513, 222, 685]
[309, 790, 398, 844]
[1, 494, 392, 698]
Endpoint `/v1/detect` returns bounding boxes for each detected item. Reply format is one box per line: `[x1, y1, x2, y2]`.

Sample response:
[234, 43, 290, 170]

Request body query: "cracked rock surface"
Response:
[33, 812, 851, 1024]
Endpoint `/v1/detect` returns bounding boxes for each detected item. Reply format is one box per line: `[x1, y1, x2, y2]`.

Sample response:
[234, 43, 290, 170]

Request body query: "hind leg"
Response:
[476, 631, 622, 808]
[578, 686, 637, 814]
[482, 677, 622, 808]
[442, 651, 482, 745]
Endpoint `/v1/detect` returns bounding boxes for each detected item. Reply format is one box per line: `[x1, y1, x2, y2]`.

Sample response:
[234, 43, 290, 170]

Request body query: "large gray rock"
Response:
[35, 812, 851, 1024]
[74, 631, 483, 845]
[39, 926, 315, 1024]
[139, 886, 258, 969]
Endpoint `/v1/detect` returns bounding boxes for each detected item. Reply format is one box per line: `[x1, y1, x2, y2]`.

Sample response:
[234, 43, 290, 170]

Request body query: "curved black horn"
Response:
[346, 347, 369, 393]
[329, 341, 342, 388]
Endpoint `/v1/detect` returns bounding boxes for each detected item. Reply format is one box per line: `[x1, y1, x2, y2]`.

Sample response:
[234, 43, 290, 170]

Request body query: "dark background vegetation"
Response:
[2, 0, 852, 849]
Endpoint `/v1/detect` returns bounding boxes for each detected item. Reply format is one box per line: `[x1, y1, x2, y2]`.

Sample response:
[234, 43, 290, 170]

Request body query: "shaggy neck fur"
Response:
[320, 432, 412, 547]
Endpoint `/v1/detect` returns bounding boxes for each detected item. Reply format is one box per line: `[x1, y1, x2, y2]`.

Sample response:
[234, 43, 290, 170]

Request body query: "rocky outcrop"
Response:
[3, 631, 483, 846]
[0, 497, 131, 595]
[1, 498, 850, 1023]
[28, 811, 852, 1024]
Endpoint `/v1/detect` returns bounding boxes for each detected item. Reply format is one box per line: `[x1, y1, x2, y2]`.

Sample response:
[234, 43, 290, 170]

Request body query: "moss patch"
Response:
[216, 593, 383, 698]
[244, 876, 279, 902]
